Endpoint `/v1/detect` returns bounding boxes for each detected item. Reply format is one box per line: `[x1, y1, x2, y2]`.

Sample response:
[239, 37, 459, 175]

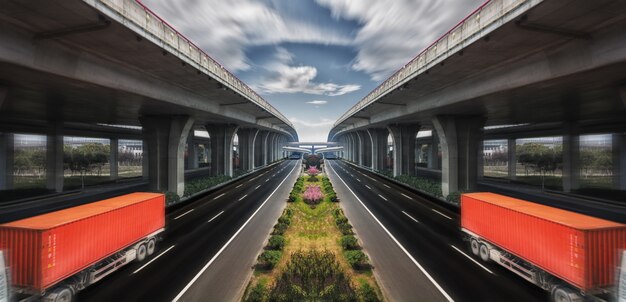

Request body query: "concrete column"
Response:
[109, 138, 119, 180]
[432, 116, 484, 197]
[614, 133, 626, 190]
[368, 128, 388, 171]
[562, 123, 580, 192]
[46, 123, 64, 192]
[186, 133, 199, 170]
[507, 138, 517, 180]
[255, 131, 268, 167]
[0, 133, 14, 190]
[387, 124, 420, 177]
[237, 128, 258, 171]
[427, 131, 440, 170]
[141, 116, 195, 196]
[354, 131, 364, 166]
[206, 123, 238, 177]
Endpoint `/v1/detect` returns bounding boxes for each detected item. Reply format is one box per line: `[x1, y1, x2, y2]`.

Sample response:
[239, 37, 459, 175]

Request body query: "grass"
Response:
[243, 173, 383, 301]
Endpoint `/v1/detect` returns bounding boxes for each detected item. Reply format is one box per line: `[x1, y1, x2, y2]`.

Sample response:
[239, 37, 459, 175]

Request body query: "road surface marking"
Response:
[238, 194, 248, 201]
[365, 185, 372, 190]
[132, 245, 175, 274]
[265, 179, 269, 182]
[212, 193, 225, 200]
[401, 193, 414, 200]
[451, 245, 495, 275]
[357, 178, 361, 182]
[327, 161, 454, 302]
[172, 162, 298, 302]
[402, 211, 419, 223]
[383, 184, 391, 188]
[208, 211, 224, 223]
[377, 194, 388, 201]
[254, 185, 261, 190]
[174, 209, 194, 220]
[235, 184, 243, 188]
[432, 209, 453, 220]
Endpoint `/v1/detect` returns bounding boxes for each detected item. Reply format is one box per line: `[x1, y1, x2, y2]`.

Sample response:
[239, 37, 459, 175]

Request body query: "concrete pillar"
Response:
[427, 131, 440, 170]
[142, 142, 149, 180]
[109, 138, 119, 180]
[0, 133, 14, 190]
[614, 133, 626, 190]
[354, 132, 364, 166]
[387, 124, 420, 177]
[562, 123, 580, 192]
[255, 131, 268, 167]
[507, 138, 517, 180]
[368, 128, 388, 171]
[237, 128, 258, 171]
[141, 116, 195, 196]
[432, 116, 484, 197]
[206, 123, 238, 177]
[186, 133, 199, 170]
[46, 124, 64, 192]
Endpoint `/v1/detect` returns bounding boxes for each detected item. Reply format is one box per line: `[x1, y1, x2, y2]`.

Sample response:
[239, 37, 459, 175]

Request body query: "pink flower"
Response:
[306, 167, 320, 177]
[303, 185, 324, 203]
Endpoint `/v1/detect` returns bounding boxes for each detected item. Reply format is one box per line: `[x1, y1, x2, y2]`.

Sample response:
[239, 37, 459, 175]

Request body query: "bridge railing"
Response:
[93, 0, 294, 131]
[333, 0, 530, 129]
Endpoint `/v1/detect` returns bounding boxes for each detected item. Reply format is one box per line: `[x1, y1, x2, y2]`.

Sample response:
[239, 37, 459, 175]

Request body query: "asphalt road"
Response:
[78, 160, 299, 302]
[326, 160, 548, 302]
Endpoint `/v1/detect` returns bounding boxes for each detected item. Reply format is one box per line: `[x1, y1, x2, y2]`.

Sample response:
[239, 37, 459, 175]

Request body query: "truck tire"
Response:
[48, 286, 74, 302]
[479, 243, 490, 262]
[136, 243, 147, 262]
[551, 286, 581, 302]
[470, 239, 480, 256]
[146, 238, 156, 256]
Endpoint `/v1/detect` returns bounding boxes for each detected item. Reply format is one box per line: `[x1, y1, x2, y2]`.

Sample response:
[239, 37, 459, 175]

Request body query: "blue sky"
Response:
[143, 0, 484, 141]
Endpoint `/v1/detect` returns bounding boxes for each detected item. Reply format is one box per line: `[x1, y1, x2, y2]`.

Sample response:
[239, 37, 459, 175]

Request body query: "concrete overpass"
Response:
[328, 0, 626, 197]
[285, 142, 340, 154]
[0, 0, 298, 197]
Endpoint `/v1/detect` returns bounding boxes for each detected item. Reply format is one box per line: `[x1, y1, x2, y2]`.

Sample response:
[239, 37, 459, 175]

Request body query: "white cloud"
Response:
[289, 117, 335, 142]
[316, 0, 484, 80]
[256, 48, 361, 96]
[306, 100, 328, 105]
[143, 0, 352, 72]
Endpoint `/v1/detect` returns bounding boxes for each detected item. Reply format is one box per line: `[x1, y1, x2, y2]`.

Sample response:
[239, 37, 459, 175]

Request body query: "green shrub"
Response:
[183, 175, 231, 197]
[327, 192, 338, 202]
[358, 283, 380, 302]
[332, 208, 344, 218]
[394, 175, 443, 198]
[258, 250, 282, 269]
[344, 250, 368, 269]
[335, 216, 348, 225]
[288, 192, 298, 202]
[278, 216, 291, 226]
[338, 222, 353, 235]
[446, 191, 463, 205]
[245, 282, 269, 302]
[283, 208, 294, 218]
[272, 222, 288, 235]
[340, 235, 359, 250]
[268, 235, 286, 250]
[164, 191, 180, 205]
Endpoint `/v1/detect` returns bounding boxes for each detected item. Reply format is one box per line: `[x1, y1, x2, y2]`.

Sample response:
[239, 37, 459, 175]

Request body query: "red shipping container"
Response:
[461, 193, 626, 292]
[0, 192, 165, 293]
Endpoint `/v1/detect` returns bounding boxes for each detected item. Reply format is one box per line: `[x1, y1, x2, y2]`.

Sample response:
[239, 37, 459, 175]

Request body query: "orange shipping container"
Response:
[0, 192, 165, 293]
[461, 193, 626, 292]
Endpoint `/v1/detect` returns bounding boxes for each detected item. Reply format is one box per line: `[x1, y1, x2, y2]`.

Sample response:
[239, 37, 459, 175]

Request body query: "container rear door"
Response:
[619, 250, 626, 302]
[0, 250, 8, 302]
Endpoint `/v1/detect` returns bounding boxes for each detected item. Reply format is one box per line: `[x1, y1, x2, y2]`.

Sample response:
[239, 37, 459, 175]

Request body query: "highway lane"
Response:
[78, 160, 299, 302]
[326, 160, 547, 302]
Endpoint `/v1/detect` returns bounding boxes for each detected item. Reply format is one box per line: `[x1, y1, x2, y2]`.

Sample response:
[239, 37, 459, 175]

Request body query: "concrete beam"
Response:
[207, 124, 238, 177]
[432, 116, 484, 197]
[0, 133, 14, 190]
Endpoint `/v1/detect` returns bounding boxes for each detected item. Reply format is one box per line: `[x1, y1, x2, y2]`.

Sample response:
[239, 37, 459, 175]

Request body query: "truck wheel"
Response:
[479, 244, 490, 262]
[470, 239, 480, 256]
[49, 286, 74, 302]
[146, 238, 156, 256]
[551, 286, 580, 302]
[136, 243, 147, 262]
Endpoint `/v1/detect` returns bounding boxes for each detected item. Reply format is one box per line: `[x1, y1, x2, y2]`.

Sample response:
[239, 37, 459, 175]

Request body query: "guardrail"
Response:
[333, 0, 530, 129]
[91, 0, 295, 131]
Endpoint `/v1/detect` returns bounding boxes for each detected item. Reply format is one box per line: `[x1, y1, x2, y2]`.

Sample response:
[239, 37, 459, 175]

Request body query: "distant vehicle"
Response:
[0, 192, 165, 302]
[461, 192, 626, 302]
[289, 153, 302, 159]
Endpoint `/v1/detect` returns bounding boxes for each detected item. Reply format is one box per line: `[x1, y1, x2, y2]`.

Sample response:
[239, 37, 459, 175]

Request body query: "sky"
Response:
[142, 0, 485, 142]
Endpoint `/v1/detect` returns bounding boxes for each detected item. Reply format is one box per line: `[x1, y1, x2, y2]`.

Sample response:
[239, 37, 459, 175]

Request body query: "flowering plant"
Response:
[306, 167, 321, 177]
[302, 185, 324, 205]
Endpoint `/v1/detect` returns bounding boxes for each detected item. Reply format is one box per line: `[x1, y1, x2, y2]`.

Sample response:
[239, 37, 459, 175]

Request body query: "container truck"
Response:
[461, 192, 626, 302]
[0, 192, 165, 302]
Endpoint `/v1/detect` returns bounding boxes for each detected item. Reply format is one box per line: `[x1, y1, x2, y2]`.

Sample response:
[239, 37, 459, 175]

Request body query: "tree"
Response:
[517, 143, 562, 190]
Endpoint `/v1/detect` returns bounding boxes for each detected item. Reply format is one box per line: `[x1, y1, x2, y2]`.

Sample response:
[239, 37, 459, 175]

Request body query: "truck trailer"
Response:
[461, 192, 626, 302]
[0, 192, 165, 302]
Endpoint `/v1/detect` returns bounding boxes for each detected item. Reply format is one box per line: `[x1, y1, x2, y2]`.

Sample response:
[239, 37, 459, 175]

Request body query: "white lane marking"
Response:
[451, 245, 495, 275]
[432, 209, 453, 220]
[132, 245, 175, 274]
[383, 184, 391, 188]
[172, 162, 298, 302]
[212, 193, 225, 200]
[174, 209, 194, 220]
[238, 194, 248, 201]
[254, 185, 261, 190]
[208, 211, 224, 223]
[377, 194, 388, 201]
[235, 184, 243, 188]
[327, 162, 454, 302]
[265, 179, 269, 182]
[365, 185, 372, 190]
[402, 211, 419, 223]
[401, 193, 414, 200]
[357, 178, 361, 182]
